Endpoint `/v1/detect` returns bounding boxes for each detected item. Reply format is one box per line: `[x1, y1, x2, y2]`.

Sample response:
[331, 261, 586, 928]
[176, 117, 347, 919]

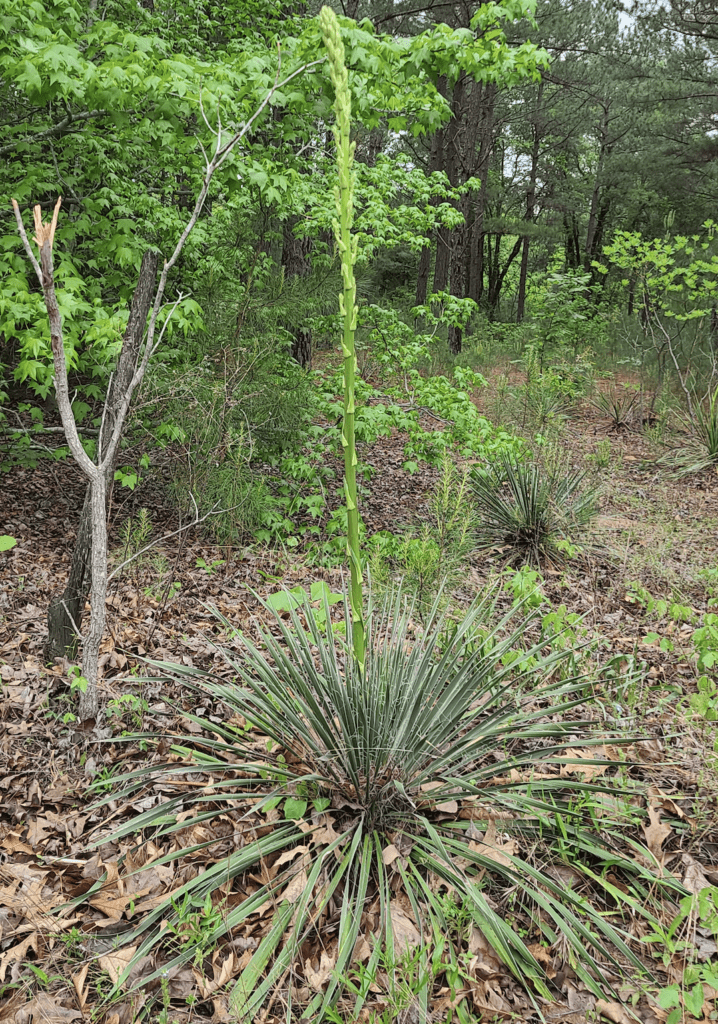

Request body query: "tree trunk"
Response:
[45, 249, 159, 662]
[282, 219, 313, 368]
[448, 219, 465, 354]
[465, 83, 496, 305]
[517, 83, 543, 322]
[627, 274, 635, 316]
[588, 193, 612, 285]
[291, 328, 312, 367]
[432, 229, 451, 296]
[78, 472, 108, 722]
[433, 76, 464, 297]
[415, 80, 447, 307]
[488, 235, 522, 317]
[564, 213, 581, 269]
[584, 105, 610, 272]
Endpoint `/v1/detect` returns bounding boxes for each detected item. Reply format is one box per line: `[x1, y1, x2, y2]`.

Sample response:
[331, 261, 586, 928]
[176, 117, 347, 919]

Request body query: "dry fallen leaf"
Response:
[211, 995, 230, 1023]
[0, 991, 26, 1023]
[382, 843, 401, 866]
[643, 806, 671, 861]
[471, 820, 517, 869]
[98, 946, 138, 986]
[526, 942, 556, 978]
[14, 993, 82, 1024]
[681, 853, 712, 895]
[194, 952, 237, 998]
[468, 925, 504, 979]
[0, 933, 38, 983]
[305, 951, 335, 992]
[1, 835, 33, 857]
[595, 998, 636, 1024]
[389, 901, 420, 955]
[560, 747, 609, 782]
[283, 868, 308, 905]
[89, 890, 137, 924]
[419, 781, 458, 811]
[72, 964, 89, 1011]
[469, 977, 512, 1015]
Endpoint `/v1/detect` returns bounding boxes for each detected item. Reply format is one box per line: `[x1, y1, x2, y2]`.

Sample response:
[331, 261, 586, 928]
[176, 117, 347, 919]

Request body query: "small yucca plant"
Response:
[591, 385, 639, 430]
[661, 387, 718, 476]
[471, 455, 599, 564]
[96, 591, 672, 1019]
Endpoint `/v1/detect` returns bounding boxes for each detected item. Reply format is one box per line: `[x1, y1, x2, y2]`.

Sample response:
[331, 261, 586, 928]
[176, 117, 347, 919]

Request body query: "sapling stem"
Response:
[320, 5, 365, 671]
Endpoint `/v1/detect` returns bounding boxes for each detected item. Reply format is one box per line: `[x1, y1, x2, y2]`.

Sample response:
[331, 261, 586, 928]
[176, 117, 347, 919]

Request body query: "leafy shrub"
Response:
[140, 348, 313, 542]
[368, 455, 477, 616]
[471, 455, 599, 565]
[386, 366, 524, 468]
[528, 267, 595, 364]
[98, 590, 671, 1016]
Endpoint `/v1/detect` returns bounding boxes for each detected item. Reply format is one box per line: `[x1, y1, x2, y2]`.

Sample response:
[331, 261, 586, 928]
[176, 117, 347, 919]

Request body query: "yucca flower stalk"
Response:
[321, 5, 365, 669]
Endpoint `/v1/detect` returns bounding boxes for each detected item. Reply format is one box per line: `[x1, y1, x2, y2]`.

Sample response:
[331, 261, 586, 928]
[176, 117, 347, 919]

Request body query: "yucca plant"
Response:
[471, 455, 599, 565]
[591, 385, 639, 430]
[84, 15, 679, 1020]
[660, 386, 718, 476]
[96, 591, 675, 1019]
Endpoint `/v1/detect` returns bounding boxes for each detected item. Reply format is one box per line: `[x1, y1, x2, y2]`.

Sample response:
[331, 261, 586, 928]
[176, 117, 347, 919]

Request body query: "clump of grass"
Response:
[585, 438, 613, 471]
[471, 455, 599, 564]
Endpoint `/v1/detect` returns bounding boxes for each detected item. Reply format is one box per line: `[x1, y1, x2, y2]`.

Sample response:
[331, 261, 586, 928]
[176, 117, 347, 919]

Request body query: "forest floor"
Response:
[1, 374, 718, 1024]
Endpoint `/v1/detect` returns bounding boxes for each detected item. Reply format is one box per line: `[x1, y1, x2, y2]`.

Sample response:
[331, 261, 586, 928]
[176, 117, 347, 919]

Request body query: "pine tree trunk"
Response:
[415, 245, 432, 308]
[44, 250, 159, 662]
[517, 83, 543, 322]
[415, 82, 446, 307]
[432, 229, 451, 295]
[282, 219, 313, 368]
[465, 83, 496, 305]
[291, 328, 312, 368]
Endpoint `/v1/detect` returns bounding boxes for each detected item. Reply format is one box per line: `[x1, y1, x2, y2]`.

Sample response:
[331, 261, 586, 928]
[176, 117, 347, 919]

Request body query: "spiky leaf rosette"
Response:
[660, 386, 718, 476]
[93, 591, 677, 1019]
[471, 455, 599, 564]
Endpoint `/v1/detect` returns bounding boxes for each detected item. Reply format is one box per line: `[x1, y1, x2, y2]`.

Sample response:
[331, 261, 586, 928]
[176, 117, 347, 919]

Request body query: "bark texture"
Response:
[45, 249, 159, 662]
[282, 219, 313, 368]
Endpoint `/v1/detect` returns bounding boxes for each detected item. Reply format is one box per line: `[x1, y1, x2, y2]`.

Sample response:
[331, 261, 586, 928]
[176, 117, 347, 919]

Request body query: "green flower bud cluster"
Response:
[320, 5, 365, 671]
